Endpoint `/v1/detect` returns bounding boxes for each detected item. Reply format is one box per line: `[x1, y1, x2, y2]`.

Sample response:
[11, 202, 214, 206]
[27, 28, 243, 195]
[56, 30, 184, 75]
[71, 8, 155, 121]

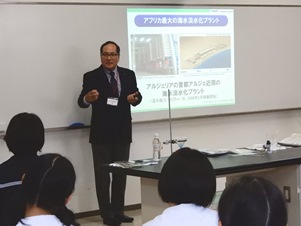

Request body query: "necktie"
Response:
[110, 71, 118, 97]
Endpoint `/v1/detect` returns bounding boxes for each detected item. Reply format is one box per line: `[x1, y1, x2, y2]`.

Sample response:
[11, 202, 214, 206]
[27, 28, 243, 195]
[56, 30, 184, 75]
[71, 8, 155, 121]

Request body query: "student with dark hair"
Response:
[218, 176, 288, 226]
[16, 153, 79, 226]
[143, 147, 218, 226]
[0, 112, 45, 226]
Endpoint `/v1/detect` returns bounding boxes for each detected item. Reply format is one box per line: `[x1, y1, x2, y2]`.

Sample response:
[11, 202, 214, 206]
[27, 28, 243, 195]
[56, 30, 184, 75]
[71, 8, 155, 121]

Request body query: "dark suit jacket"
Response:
[0, 155, 37, 226]
[78, 65, 142, 144]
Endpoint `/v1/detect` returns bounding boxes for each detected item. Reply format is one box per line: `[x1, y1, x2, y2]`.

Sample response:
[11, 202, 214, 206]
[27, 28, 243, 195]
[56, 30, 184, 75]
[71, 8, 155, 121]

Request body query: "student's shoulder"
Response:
[0, 156, 15, 172]
[0, 156, 29, 183]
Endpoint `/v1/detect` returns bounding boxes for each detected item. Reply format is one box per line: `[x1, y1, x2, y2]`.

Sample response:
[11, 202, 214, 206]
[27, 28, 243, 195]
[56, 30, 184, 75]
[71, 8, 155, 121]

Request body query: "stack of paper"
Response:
[198, 149, 230, 156]
[278, 133, 301, 147]
[230, 149, 257, 155]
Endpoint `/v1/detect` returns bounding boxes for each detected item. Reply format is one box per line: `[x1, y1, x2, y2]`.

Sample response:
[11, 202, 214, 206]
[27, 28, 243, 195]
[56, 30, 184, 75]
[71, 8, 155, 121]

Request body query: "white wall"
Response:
[1, 109, 301, 213]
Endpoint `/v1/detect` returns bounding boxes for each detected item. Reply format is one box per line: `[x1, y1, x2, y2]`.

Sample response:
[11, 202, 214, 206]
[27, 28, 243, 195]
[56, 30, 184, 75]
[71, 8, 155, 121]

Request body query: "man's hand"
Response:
[127, 92, 139, 104]
[85, 89, 99, 103]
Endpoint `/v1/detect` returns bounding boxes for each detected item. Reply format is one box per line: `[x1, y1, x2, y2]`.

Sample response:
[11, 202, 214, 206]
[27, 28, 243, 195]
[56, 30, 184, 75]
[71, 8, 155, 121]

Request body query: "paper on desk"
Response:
[198, 149, 230, 156]
[109, 160, 159, 168]
[245, 144, 265, 151]
[230, 149, 257, 155]
[271, 145, 287, 151]
[244, 143, 287, 152]
[110, 161, 143, 168]
[278, 133, 301, 147]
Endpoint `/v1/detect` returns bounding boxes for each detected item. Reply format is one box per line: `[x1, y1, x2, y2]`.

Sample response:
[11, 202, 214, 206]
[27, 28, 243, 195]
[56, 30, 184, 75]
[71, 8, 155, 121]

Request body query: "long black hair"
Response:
[21, 153, 79, 226]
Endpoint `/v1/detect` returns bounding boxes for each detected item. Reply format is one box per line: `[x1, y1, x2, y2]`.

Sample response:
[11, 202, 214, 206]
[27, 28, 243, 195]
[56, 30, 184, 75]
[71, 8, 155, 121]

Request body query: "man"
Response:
[78, 41, 142, 226]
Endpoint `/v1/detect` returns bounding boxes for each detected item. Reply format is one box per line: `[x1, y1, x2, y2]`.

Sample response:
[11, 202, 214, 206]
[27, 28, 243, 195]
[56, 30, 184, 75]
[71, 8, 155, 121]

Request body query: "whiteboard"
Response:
[1, 4, 301, 128]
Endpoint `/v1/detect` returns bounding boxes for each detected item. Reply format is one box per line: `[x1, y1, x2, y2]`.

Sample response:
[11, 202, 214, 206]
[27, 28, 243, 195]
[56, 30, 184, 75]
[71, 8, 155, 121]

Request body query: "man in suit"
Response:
[78, 41, 142, 226]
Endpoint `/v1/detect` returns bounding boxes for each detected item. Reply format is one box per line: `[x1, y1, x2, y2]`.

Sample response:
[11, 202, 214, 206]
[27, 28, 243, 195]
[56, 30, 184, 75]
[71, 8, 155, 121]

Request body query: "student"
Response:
[143, 147, 218, 226]
[218, 176, 287, 226]
[16, 153, 79, 226]
[0, 112, 44, 226]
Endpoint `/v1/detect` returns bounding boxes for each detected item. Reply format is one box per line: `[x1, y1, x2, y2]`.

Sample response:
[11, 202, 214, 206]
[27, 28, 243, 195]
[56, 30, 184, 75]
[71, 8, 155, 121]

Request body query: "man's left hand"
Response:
[127, 92, 139, 104]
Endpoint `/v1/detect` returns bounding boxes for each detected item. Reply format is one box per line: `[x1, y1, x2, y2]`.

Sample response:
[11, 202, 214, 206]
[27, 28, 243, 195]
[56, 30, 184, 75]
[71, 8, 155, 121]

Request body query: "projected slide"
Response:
[127, 8, 235, 114]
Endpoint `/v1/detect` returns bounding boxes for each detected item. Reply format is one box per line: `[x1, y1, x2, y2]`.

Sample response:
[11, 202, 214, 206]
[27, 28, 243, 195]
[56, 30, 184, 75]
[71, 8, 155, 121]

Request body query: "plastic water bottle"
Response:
[152, 133, 161, 161]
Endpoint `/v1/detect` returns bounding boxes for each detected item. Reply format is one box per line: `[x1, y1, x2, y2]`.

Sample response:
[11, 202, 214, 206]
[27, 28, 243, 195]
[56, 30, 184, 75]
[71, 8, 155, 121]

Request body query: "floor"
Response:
[77, 209, 142, 226]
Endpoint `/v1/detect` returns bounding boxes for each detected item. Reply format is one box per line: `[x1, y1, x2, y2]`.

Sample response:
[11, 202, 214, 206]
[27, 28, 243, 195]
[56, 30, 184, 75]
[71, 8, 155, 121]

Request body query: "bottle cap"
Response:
[154, 133, 159, 137]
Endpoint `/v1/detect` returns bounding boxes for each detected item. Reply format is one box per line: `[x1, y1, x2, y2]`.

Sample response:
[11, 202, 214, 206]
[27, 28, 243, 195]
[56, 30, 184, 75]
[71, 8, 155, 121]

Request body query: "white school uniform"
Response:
[143, 203, 218, 226]
[16, 215, 68, 226]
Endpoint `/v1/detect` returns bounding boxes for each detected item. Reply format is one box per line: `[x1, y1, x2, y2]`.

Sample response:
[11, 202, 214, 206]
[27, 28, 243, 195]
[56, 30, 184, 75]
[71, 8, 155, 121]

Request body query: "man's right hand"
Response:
[84, 89, 99, 103]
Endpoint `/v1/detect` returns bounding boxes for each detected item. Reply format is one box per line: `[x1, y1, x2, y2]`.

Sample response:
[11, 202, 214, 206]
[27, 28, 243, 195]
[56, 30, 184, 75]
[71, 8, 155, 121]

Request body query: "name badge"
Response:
[107, 97, 118, 106]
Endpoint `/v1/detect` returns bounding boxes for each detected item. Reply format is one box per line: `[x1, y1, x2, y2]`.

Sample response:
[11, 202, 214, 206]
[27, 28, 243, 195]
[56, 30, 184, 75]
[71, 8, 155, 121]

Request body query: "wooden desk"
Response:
[110, 147, 301, 225]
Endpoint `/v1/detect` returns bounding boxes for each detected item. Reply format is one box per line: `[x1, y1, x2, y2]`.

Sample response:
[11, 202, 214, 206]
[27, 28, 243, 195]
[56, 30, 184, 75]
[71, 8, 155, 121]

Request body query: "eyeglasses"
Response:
[101, 52, 119, 58]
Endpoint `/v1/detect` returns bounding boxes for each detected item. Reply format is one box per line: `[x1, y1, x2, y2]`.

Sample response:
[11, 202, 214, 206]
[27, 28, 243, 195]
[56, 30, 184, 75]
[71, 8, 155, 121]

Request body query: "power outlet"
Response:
[283, 186, 291, 203]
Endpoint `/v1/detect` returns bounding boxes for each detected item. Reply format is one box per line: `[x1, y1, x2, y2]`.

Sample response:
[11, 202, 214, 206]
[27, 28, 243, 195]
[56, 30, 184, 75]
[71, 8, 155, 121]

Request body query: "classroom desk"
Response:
[110, 147, 301, 225]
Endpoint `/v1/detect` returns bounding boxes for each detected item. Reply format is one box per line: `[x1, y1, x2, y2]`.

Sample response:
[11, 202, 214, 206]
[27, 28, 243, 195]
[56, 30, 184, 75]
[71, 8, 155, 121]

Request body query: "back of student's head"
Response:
[4, 112, 44, 155]
[22, 153, 77, 226]
[218, 176, 287, 226]
[158, 147, 216, 207]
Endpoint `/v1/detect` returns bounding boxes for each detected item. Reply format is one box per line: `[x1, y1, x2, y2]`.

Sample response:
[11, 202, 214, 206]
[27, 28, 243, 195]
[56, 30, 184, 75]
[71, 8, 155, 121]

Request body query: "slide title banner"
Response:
[134, 15, 228, 27]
